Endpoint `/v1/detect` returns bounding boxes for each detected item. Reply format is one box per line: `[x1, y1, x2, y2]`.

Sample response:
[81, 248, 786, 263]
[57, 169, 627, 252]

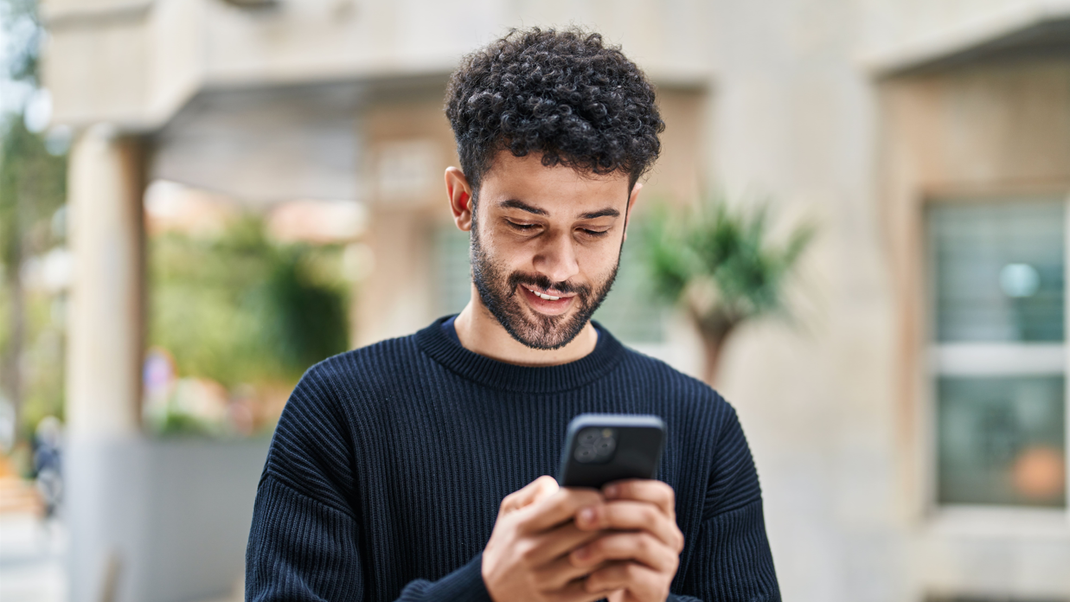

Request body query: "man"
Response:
[246, 28, 779, 602]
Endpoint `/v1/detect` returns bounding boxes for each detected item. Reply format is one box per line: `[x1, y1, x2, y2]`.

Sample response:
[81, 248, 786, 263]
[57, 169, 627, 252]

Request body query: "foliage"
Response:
[1, 0, 69, 447]
[1, 0, 43, 85]
[0, 116, 67, 262]
[157, 410, 213, 437]
[149, 215, 351, 390]
[265, 247, 350, 371]
[641, 195, 814, 381]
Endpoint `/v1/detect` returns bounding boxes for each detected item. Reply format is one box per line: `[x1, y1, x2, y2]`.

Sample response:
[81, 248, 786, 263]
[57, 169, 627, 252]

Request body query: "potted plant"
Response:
[642, 195, 814, 385]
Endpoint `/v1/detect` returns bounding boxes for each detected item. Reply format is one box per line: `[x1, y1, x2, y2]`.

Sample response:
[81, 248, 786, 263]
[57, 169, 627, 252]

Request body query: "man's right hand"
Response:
[482, 476, 620, 602]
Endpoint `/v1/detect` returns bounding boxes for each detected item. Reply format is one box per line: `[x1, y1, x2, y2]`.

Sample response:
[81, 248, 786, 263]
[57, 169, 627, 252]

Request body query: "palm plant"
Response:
[642, 195, 814, 385]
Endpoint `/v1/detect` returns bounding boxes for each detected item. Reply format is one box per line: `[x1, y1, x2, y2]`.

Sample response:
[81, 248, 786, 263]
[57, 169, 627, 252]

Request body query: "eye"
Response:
[579, 228, 610, 238]
[506, 220, 539, 232]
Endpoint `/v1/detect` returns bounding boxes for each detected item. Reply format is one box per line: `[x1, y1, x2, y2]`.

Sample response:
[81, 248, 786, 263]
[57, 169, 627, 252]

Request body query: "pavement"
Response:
[0, 509, 244, 602]
[0, 470, 243, 602]
[0, 511, 66, 602]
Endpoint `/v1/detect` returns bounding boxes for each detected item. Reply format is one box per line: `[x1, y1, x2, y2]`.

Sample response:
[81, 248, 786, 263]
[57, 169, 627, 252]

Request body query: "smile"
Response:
[526, 287, 571, 301]
[517, 285, 576, 316]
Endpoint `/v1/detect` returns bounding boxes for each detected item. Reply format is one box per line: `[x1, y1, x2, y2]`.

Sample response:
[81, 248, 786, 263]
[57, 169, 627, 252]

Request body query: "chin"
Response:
[497, 306, 592, 350]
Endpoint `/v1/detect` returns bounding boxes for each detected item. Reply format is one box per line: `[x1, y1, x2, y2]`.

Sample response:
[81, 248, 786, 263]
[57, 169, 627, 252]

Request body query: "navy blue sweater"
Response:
[246, 317, 779, 601]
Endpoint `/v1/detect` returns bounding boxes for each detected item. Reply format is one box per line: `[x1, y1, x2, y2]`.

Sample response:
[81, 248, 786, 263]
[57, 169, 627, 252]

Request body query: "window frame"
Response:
[921, 191, 1070, 535]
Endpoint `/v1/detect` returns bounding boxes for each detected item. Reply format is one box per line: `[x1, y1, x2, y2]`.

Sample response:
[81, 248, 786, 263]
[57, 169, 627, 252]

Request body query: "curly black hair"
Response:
[445, 27, 665, 195]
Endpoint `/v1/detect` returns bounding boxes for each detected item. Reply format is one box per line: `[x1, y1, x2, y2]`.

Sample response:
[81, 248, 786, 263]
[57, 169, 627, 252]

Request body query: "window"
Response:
[431, 224, 666, 343]
[928, 197, 1068, 509]
[433, 225, 473, 317]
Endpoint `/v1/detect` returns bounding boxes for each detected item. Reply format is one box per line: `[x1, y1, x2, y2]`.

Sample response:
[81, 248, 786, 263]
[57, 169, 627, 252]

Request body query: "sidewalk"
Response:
[0, 510, 66, 602]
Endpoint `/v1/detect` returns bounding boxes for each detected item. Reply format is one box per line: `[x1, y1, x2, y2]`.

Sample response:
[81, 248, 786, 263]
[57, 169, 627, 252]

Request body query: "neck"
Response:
[453, 297, 598, 367]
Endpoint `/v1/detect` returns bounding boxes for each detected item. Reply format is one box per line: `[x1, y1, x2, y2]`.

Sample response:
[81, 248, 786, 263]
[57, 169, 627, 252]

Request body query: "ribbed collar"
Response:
[416, 316, 627, 394]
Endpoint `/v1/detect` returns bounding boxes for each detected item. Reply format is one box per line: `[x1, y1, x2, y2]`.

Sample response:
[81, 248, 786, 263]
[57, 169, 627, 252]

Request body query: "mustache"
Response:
[507, 272, 591, 298]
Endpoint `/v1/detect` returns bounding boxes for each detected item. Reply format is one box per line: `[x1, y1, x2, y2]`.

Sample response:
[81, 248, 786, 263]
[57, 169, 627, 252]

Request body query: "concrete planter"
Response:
[67, 436, 271, 602]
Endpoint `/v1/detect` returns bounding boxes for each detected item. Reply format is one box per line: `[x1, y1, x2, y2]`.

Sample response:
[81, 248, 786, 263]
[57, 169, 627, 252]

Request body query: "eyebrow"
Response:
[579, 208, 621, 219]
[499, 199, 621, 220]
[499, 199, 547, 216]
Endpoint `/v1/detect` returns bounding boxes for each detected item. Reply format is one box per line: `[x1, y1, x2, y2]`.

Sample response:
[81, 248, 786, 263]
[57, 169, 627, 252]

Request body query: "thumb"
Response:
[500, 475, 559, 515]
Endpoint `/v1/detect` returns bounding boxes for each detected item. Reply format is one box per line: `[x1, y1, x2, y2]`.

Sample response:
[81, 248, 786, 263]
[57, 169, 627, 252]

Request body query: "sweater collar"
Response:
[416, 315, 626, 394]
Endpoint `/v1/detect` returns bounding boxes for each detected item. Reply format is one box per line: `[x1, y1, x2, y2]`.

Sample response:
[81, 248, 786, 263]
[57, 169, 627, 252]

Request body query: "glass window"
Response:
[936, 375, 1065, 507]
[433, 225, 472, 316]
[928, 197, 1068, 509]
[591, 230, 667, 344]
[930, 200, 1064, 342]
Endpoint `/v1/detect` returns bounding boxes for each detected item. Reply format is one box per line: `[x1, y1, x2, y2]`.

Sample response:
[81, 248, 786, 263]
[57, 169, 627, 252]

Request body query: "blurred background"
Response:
[0, 0, 1067, 601]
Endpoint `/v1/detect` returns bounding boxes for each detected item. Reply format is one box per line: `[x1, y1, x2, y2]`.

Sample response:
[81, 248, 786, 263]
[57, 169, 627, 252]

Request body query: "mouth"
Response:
[519, 285, 576, 316]
[527, 287, 567, 301]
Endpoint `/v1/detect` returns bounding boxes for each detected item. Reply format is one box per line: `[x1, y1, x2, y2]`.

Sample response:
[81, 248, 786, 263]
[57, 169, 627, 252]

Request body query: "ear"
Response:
[445, 167, 474, 232]
[623, 182, 643, 242]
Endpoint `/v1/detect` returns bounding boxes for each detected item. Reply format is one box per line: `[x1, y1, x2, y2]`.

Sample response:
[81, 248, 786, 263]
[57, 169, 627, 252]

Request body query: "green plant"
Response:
[148, 215, 350, 432]
[0, 0, 70, 442]
[642, 195, 814, 384]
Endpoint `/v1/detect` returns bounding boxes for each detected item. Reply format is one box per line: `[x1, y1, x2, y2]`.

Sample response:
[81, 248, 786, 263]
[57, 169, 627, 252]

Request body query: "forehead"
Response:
[477, 152, 630, 214]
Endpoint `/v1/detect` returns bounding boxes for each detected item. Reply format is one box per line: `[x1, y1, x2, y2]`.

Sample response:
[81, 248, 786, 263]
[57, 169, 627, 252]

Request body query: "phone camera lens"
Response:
[575, 445, 597, 462]
[574, 427, 616, 463]
[595, 437, 615, 459]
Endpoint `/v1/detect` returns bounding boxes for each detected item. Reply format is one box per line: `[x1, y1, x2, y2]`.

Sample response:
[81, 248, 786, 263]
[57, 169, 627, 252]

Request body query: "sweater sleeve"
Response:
[668, 406, 781, 602]
[246, 474, 493, 602]
[394, 555, 493, 601]
[246, 474, 365, 600]
[245, 364, 495, 602]
[245, 364, 365, 601]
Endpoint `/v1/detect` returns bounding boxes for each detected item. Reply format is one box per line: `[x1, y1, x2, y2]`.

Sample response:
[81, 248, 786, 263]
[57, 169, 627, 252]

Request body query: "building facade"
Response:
[41, 0, 1070, 600]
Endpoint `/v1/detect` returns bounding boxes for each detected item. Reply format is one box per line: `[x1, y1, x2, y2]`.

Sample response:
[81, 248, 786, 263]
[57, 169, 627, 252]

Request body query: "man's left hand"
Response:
[568, 479, 685, 602]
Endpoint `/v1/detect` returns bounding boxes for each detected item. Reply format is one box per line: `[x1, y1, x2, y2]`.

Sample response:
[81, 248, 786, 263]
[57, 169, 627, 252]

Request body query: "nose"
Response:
[532, 230, 580, 286]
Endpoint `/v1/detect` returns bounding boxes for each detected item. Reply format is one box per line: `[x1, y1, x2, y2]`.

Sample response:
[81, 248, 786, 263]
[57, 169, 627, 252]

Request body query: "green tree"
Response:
[149, 215, 350, 395]
[642, 196, 814, 384]
[1, 0, 68, 441]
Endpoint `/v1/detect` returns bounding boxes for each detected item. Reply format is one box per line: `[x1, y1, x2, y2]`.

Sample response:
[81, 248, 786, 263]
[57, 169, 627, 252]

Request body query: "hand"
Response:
[482, 476, 621, 602]
[568, 479, 685, 602]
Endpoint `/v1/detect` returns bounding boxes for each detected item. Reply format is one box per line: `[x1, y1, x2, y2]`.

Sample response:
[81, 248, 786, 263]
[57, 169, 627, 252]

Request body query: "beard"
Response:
[469, 219, 620, 350]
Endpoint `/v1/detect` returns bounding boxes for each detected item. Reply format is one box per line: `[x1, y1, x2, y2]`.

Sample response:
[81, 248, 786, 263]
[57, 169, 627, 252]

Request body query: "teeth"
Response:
[529, 288, 561, 301]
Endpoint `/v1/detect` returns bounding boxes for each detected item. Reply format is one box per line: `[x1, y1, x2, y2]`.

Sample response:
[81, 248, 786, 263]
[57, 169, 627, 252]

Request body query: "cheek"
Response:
[578, 237, 622, 269]
[479, 229, 528, 269]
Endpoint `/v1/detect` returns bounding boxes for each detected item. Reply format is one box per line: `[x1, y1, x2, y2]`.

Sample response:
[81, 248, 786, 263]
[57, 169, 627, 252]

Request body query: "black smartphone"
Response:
[557, 414, 665, 489]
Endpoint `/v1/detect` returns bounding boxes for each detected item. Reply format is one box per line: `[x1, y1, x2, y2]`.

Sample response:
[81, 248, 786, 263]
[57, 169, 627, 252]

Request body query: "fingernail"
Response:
[574, 546, 590, 560]
[579, 507, 596, 525]
[604, 484, 619, 498]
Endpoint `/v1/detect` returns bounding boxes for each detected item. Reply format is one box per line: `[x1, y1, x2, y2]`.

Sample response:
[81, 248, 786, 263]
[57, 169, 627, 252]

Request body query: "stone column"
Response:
[65, 125, 147, 602]
[66, 124, 145, 440]
[355, 206, 436, 347]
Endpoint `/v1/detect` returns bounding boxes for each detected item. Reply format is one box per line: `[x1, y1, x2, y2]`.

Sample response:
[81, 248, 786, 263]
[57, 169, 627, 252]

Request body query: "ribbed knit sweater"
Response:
[246, 317, 780, 601]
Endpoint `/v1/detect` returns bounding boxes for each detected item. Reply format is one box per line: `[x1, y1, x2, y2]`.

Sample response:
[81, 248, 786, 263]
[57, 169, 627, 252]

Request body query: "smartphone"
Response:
[557, 414, 665, 489]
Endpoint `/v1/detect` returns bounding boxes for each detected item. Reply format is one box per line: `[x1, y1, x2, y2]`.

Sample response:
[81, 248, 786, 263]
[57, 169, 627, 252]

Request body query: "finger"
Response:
[584, 561, 667, 599]
[500, 475, 559, 514]
[556, 576, 621, 602]
[531, 554, 607, 590]
[578, 500, 684, 551]
[603, 479, 675, 518]
[516, 488, 605, 533]
[523, 521, 605, 567]
[570, 532, 679, 573]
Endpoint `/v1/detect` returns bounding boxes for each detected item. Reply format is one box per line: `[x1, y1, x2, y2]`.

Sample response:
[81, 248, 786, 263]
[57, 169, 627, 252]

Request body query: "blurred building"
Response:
[39, 0, 1069, 601]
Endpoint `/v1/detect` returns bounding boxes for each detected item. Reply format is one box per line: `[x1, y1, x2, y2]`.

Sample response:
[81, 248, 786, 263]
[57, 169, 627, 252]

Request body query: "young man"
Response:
[246, 28, 779, 602]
